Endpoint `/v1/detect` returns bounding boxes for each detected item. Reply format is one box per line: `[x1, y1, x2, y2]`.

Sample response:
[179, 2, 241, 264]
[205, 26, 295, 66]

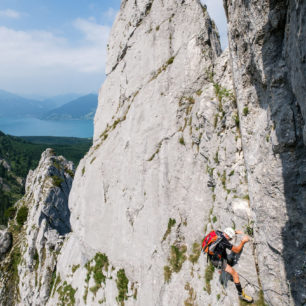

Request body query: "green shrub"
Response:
[4, 206, 17, 219]
[51, 175, 64, 187]
[53, 160, 61, 171]
[65, 168, 74, 178]
[245, 221, 254, 237]
[167, 56, 175, 65]
[234, 113, 240, 128]
[243, 107, 249, 116]
[16, 206, 28, 226]
[212, 216, 217, 223]
[179, 136, 185, 145]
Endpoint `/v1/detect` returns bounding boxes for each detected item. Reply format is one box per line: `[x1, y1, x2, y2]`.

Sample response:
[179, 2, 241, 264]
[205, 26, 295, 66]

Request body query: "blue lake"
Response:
[0, 117, 93, 138]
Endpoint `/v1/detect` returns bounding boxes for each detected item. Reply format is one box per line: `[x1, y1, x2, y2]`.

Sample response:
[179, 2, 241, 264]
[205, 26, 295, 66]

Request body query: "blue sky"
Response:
[0, 0, 226, 98]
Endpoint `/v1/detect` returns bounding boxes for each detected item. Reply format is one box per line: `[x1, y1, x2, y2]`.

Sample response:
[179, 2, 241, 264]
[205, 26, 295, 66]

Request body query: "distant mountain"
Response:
[43, 94, 98, 120]
[0, 89, 47, 118]
[41, 93, 82, 109]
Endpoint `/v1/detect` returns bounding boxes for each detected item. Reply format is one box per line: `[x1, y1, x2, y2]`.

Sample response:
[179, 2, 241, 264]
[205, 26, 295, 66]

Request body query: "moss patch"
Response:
[204, 262, 215, 294]
[51, 175, 64, 187]
[72, 264, 80, 273]
[57, 281, 76, 306]
[162, 218, 176, 241]
[85, 253, 109, 296]
[189, 242, 201, 264]
[184, 282, 196, 306]
[164, 265, 172, 283]
[116, 269, 129, 305]
[164, 244, 187, 283]
[170, 244, 187, 272]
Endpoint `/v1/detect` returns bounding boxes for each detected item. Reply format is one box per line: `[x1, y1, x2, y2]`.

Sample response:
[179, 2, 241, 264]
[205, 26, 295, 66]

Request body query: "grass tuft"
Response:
[189, 242, 201, 264]
[116, 269, 129, 304]
[243, 107, 249, 116]
[204, 262, 215, 294]
[162, 218, 176, 241]
[179, 136, 185, 145]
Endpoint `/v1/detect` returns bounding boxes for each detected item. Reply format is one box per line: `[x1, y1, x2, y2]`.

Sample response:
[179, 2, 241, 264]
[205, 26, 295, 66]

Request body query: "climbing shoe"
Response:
[239, 290, 253, 303]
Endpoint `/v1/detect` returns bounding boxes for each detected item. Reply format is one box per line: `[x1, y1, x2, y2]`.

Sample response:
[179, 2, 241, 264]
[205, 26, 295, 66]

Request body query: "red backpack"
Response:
[201, 230, 222, 257]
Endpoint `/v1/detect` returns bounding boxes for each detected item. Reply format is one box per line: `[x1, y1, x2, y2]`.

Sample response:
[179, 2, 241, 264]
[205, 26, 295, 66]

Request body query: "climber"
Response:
[204, 227, 253, 303]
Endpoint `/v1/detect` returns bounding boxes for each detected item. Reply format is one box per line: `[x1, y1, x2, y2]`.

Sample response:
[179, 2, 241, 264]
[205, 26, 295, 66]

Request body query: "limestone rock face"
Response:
[47, 1, 261, 305]
[1, 0, 305, 305]
[0, 230, 12, 259]
[0, 149, 74, 305]
[224, 0, 306, 304]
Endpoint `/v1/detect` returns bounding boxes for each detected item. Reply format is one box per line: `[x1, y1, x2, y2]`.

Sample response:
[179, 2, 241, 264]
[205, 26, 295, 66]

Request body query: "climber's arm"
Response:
[232, 235, 249, 254]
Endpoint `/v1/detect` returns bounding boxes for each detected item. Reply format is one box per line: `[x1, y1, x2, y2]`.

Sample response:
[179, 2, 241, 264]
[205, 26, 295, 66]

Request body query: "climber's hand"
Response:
[235, 230, 243, 235]
[242, 235, 250, 243]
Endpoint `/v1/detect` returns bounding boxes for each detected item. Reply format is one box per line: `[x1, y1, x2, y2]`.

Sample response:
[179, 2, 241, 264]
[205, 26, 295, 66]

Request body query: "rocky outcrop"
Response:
[0, 149, 74, 305]
[0, 229, 12, 259]
[224, 0, 306, 304]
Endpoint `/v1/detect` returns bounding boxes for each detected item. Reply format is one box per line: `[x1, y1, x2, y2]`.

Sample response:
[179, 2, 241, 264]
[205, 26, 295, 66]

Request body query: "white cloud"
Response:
[103, 8, 118, 22]
[74, 18, 110, 44]
[0, 19, 111, 95]
[0, 9, 21, 19]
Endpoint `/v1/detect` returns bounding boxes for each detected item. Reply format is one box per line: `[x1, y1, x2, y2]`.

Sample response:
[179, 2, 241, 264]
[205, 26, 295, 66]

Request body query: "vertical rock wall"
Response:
[48, 0, 261, 305]
[224, 0, 306, 304]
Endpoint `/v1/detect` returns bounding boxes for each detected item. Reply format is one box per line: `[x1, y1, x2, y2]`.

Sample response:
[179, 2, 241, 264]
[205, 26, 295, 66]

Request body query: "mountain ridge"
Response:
[0, 89, 97, 120]
[42, 94, 98, 120]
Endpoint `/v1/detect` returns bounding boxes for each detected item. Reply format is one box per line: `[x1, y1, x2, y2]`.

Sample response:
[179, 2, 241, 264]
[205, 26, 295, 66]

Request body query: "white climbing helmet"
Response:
[224, 227, 235, 239]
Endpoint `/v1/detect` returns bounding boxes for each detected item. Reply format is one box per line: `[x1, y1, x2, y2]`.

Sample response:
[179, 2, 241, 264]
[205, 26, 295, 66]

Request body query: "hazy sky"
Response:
[0, 0, 227, 98]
